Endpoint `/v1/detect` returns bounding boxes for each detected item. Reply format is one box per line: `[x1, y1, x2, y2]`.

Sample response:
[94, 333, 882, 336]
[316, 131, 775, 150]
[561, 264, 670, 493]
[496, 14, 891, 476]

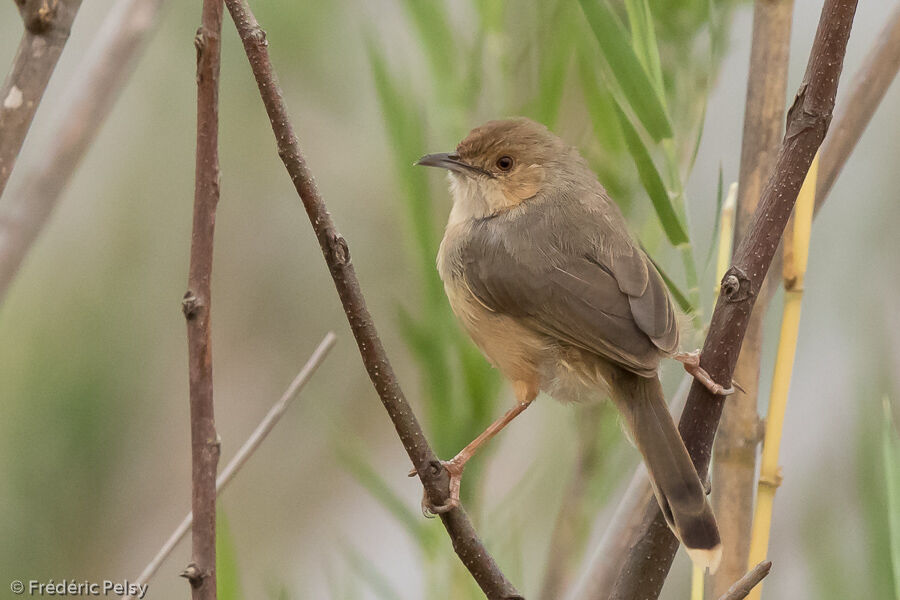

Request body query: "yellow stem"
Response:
[746, 153, 819, 600]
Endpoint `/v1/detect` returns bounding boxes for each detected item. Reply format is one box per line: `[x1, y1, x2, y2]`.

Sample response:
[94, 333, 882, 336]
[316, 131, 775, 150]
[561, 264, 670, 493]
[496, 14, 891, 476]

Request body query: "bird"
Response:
[414, 117, 728, 571]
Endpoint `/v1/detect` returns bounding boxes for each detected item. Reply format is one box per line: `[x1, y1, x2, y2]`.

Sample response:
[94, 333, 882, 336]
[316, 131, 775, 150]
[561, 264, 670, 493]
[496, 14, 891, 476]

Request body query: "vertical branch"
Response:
[222, 1, 521, 597]
[608, 2, 857, 598]
[711, 1, 794, 595]
[0, 0, 83, 198]
[0, 0, 166, 304]
[181, 0, 223, 597]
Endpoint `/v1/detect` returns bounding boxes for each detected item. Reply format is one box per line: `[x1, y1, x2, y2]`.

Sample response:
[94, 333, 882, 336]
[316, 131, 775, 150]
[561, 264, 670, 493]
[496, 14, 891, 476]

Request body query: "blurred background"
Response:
[0, 1, 898, 598]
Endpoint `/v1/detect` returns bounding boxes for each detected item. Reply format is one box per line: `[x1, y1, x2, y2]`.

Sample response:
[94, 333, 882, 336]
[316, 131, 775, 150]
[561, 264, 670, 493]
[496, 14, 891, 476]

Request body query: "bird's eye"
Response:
[496, 155, 514, 171]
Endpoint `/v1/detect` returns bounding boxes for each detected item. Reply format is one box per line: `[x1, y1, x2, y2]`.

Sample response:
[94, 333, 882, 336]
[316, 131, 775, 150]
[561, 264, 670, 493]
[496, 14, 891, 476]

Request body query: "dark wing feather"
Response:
[459, 195, 678, 375]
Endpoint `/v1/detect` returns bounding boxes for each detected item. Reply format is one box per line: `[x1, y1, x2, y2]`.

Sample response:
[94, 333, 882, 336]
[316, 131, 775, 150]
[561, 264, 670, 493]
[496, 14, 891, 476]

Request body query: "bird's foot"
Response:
[674, 350, 740, 396]
[408, 458, 465, 516]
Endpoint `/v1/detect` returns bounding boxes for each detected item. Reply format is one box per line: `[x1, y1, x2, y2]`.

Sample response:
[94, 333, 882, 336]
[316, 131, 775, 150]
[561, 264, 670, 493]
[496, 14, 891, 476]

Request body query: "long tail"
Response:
[610, 369, 722, 572]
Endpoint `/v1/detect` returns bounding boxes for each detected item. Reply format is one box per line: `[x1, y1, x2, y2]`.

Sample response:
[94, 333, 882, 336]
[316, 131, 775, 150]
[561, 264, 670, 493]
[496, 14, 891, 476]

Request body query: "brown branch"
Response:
[220, 1, 520, 598]
[181, 0, 223, 597]
[124, 333, 336, 600]
[816, 3, 900, 212]
[606, 2, 858, 598]
[716, 561, 772, 600]
[0, 0, 83, 199]
[711, 1, 793, 595]
[0, 0, 166, 304]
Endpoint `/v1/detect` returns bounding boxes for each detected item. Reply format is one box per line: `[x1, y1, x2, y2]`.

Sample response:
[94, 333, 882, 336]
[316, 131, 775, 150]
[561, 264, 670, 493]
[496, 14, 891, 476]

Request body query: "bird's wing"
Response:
[459, 196, 678, 375]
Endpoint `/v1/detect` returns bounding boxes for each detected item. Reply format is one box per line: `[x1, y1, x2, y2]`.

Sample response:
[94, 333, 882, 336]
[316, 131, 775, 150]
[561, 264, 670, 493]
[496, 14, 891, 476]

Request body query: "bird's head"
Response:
[417, 117, 582, 221]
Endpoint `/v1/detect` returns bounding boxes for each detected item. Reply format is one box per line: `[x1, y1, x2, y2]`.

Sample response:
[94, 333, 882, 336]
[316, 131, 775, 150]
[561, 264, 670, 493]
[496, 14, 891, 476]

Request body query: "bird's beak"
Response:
[415, 152, 493, 178]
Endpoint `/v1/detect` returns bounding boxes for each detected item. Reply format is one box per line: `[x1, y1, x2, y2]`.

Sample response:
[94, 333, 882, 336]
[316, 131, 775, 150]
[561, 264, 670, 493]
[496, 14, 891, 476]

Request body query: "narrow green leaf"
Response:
[624, 0, 664, 103]
[644, 251, 695, 315]
[532, 3, 575, 127]
[577, 48, 625, 154]
[217, 512, 243, 600]
[577, 0, 672, 141]
[611, 100, 688, 245]
[337, 446, 429, 548]
[366, 40, 444, 306]
[471, 0, 506, 32]
[400, 0, 457, 97]
[341, 543, 405, 600]
[883, 398, 900, 600]
[704, 164, 725, 269]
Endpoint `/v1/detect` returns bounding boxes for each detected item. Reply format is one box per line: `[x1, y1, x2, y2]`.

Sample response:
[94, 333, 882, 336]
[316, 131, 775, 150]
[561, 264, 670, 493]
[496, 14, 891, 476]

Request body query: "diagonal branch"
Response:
[124, 333, 336, 600]
[711, 1, 793, 594]
[0, 0, 83, 199]
[607, 2, 858, 598]
[573, 2, 899, 597]
[717, 561, 772, 600]
[816, 3, 900, 212]
[0, 0, 167, 304]
[181, 0, 224, 597]
[221, 1, 521, 598]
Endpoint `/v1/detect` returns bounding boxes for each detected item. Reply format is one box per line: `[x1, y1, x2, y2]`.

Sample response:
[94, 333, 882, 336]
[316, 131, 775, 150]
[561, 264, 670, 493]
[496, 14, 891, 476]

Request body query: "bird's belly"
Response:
[444, 281, 546, 385]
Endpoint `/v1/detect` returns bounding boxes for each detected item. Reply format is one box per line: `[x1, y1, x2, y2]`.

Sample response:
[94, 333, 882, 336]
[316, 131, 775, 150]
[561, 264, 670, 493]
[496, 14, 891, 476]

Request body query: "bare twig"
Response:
[607, 2, 858, 598]
[0, 0, 166, 303]
[181, 0, 223, 596]
[816, 3, 900, 212]
[221, 1, 520, 598]
[717, 561, 772, 600]
[124, 333, 336, 600]
[0, 0, 82, 199]
[711, 2, 793, 595]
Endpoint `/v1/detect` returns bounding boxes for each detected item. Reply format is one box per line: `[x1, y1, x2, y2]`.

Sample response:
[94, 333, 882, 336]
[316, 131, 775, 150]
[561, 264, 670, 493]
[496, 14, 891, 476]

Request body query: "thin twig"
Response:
[181, 0, 223, 596]
[0, 0, 167, 303]
[716, 561, 772, 600]
[711, 1, 793, 594]
[221, 1, 521, 598]
[0, 0, 83, 199]
[607, 2, 858, 598]
[124, 333, 336, 600]
[816, 3, 900, 212]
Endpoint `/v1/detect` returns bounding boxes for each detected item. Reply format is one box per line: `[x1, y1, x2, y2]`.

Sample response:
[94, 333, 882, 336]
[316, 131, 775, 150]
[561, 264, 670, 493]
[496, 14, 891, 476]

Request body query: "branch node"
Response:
[248, 25, 267, 47]
[721, 267, 753, 302]
[182, 291, 202, 319]
[758, 467, 783, 490]
[179, 563, 205, 588]
[326, 232, 351, 268]
[19, 0, 59, 34]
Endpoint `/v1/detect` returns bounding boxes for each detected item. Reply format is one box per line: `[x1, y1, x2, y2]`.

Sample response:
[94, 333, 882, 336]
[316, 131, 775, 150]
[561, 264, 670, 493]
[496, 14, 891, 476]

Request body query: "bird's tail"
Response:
[610, 369, 722, 572]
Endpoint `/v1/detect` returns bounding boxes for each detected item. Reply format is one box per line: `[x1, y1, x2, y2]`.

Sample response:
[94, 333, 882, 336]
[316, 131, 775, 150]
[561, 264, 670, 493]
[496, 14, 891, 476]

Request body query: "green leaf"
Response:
[611, 100, 688, 245]
[577, 0, 672, 141]
[337, 446, 429, 548]
[704, 164, 725, 269]
[532, 3, 575, 127]
[400, 0, 457, 98]
[217, 511, 243, 600]
[341, 542, 405, 600]
[624, 0, 665, 103]
[883, 398, 900, 600]
[644, 251, 695, 315]
[578, 49, 625, 154]
[366, 40, 444, 306]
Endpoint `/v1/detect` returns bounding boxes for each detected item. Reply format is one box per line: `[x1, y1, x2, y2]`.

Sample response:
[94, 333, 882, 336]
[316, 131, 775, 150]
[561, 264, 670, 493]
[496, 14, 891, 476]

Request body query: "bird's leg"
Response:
[674, 351, 738, 396]
[411, 380, 538, 515]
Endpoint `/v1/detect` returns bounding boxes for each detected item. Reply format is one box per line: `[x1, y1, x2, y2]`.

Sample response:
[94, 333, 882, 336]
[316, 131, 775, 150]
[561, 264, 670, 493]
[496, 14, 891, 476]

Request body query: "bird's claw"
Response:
[409, 459, 465, 516]
[674, 351, 737, 396]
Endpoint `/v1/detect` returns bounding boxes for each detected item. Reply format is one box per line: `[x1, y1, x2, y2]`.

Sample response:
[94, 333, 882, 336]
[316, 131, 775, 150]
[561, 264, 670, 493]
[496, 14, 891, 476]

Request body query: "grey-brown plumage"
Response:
[418, 117, 721, 569]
